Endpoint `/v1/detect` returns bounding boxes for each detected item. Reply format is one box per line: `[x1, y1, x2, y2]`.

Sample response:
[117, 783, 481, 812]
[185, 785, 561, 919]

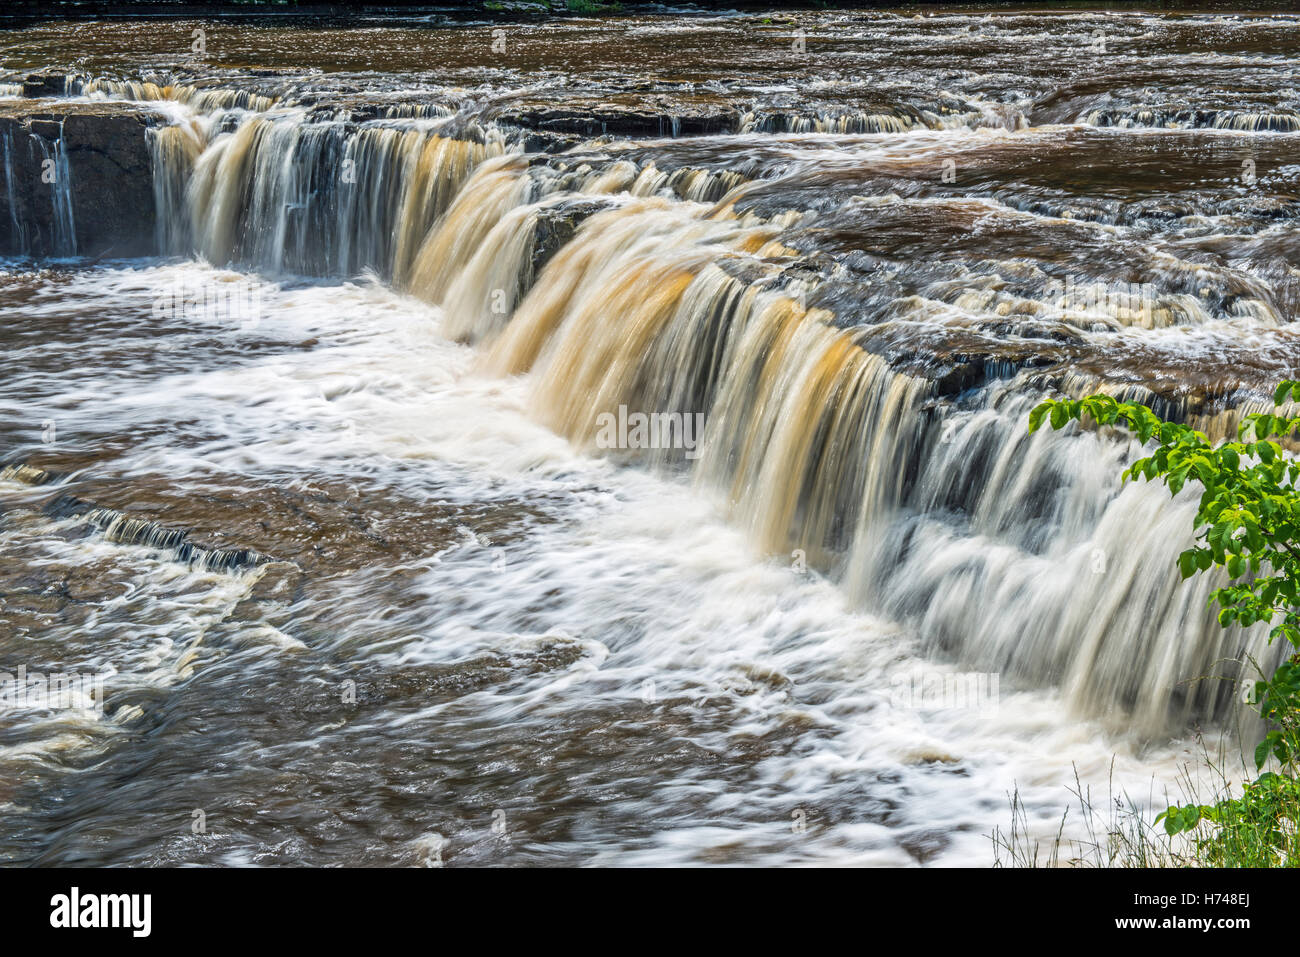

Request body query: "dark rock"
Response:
[490, 103, 740, 140]
[227, 561, 306, 626]
[517, 130, 584, 154]
[529, 198, 610, 282]
[19, 72, 79, 99]
[0, 102, 159, 258]
[898, 827, 951, 864]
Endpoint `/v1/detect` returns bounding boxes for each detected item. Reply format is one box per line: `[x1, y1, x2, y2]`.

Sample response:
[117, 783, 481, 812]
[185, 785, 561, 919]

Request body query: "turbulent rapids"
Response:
[1, 10, 1299, 866]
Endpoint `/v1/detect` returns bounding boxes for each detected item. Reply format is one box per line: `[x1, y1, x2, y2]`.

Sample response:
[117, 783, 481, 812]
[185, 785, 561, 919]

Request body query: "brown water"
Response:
[0, 9, 1297, 866]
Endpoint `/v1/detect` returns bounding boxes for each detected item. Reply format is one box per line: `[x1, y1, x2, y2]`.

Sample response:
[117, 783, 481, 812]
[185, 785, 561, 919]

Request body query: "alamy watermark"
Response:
[50, 887, 150, 937]
[1046, 276, 1158, 325]
[890, 670, 1000, 714]
[0, 665, 105, 712]
[152, 276, 265, 331]
[594, 405, 706, 460]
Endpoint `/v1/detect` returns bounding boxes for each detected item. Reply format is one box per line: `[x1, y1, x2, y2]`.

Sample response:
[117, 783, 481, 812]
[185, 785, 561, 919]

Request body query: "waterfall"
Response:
[841, 384, 1276, 733]
[1, 128, 26, 252]
[1083, 107, 1300, 132]
[41, 123, 75, 255]
[161, 108, 501, 277]
[122, 84, 1294, 737]
[149, 119, 204, 254]
[1, 116, 77, 256]
[404, 153, 534, 301]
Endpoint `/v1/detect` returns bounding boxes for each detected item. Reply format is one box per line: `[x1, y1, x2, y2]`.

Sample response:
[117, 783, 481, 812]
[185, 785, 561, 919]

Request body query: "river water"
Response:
[0, 9, 1297, 866]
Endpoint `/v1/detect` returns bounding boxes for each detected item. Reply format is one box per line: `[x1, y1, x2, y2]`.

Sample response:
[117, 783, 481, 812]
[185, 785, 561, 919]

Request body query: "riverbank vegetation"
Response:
[1008, 385, 1300, 866]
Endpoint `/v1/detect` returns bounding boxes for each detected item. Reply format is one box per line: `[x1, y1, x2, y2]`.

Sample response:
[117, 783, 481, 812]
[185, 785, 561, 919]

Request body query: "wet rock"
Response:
[246, 562, 305, 605]
[350, 640, 587, 709]
[516, 130, 585, 154]
[19, 72, 80, 99]
[42, 493, 270, 572]
[0, 102, 158, 257]
[0, 463, 56, 486]
[490, 102, 740, 140]
[899, 827, 951, 864]
[227, 562, 305, 627]
[529, 198, 610, 281]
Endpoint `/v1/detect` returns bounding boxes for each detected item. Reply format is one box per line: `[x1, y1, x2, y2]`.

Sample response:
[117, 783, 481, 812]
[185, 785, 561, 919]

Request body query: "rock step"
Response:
[0, 102, 158, 258]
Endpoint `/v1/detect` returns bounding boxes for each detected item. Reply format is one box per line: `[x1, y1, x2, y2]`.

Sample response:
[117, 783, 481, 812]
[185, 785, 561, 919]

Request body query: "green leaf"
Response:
[1255, 734, 1276, 770]
[1028, 403, 1050, 433]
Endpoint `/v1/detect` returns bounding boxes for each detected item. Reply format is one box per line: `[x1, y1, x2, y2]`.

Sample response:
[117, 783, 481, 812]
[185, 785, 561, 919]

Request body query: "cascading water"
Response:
[67, 44, 1291, 738]
[3, 9, 1299, 867]
[177, 113, 502, 278]
[1, 117, 76, 256]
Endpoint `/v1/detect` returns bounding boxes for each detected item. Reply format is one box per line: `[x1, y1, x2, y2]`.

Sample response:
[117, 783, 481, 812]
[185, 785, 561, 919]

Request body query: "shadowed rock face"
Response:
[484, 101, 742, 140]
[0, 99, 157, 257]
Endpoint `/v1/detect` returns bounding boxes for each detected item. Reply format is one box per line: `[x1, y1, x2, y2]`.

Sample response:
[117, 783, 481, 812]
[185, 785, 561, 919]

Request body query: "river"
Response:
[0, 8, 1297, 866]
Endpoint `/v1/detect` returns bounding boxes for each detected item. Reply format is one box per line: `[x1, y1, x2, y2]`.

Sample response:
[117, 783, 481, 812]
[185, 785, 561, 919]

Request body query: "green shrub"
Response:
[564, 0, 623, 13]
[1029, 383, 1300, 866]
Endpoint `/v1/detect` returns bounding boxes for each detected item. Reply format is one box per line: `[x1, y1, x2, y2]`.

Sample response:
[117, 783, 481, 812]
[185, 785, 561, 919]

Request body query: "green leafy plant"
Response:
[563, 0, 623, 13]
[1030, 382, 1300, 866]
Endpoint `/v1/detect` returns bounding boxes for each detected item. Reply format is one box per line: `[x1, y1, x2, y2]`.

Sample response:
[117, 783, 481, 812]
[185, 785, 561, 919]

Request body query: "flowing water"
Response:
[1, 9, 1298, 866]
